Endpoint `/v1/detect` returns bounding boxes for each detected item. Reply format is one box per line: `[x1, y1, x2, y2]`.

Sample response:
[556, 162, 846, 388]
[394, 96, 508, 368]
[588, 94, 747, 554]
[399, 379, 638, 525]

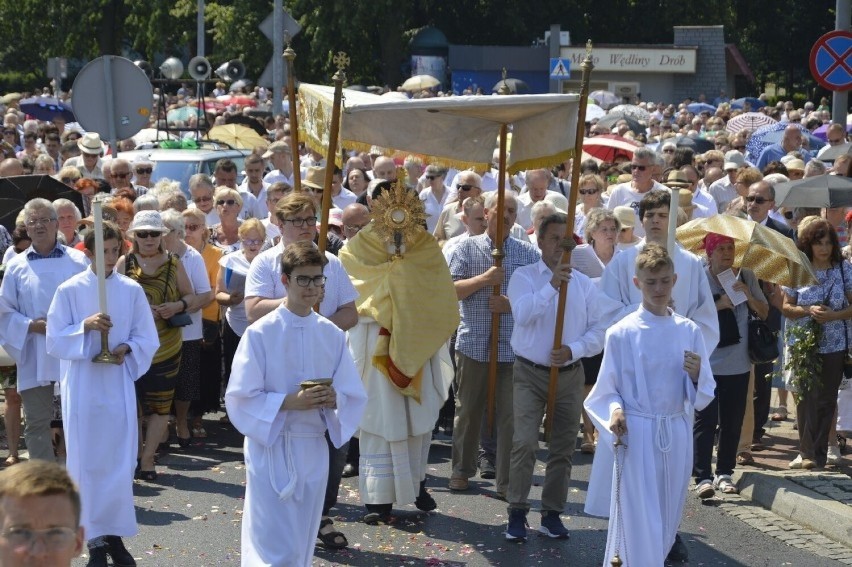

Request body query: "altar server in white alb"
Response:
[46, 221, 159, 567]
[584, 244, 715, 566]
[225, 242, 367, 567]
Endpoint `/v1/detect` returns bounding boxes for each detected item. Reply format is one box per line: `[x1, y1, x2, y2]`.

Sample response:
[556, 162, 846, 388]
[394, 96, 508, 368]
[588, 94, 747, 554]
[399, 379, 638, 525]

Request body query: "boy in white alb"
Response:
[584, 243, 715, 566]
[225, 242, 367, 567]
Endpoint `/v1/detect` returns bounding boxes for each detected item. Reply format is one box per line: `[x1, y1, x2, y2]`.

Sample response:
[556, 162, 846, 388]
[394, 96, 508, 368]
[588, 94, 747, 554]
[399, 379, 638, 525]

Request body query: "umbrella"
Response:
[229, 79, 251, 93]
[595, 113, 645, 135]
[19, 97, 75, 122]
[590, 90, 620, 109]
[731, 97, 766, 110]
[381, 91, 410, 100]
[674, 135, 714, 153]
[167, 106, 203, 122]
[759, 128, 826, 153]
[132, 128, 178, 145]
[492, 78, 530, 95]
[745, 123, 817, 162]
[773, 174, 852, 208]
[400, 75, 440, 92]
[676, 214, 816, 288]
[816, 142, 852, 162]
[585, 103, 605, 122]
[687, 102, 716, 114]
[0, 175, 85, 231]
[812, 123, 852, 141]
[224, 114, 267, 137]
[216, 95, 257, 107]
[609, 104, 650, 123]
[726, 112, 777, 134]
[206, 124, 268, 150]
[582, 134, 640, 162]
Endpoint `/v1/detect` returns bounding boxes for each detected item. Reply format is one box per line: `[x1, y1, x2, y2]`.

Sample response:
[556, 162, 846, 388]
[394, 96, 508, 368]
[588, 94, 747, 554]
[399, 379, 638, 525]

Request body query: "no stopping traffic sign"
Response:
[810, 30, 852, 92]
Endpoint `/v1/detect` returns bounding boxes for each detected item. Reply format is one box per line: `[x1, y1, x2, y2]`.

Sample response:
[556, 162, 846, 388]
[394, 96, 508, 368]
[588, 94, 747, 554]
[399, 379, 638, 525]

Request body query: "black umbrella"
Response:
[774, 174, 852, 208]
[595, 113, 645, 135]
[675, 136, 714, 153]
[223, 114, 267, 137]
[0, 175, 85, 231]
[491, 78, 530, 95]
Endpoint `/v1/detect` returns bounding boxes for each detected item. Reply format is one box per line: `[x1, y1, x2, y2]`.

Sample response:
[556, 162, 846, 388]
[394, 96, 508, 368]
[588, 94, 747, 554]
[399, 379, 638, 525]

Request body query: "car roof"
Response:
[118, 148, 249, 162]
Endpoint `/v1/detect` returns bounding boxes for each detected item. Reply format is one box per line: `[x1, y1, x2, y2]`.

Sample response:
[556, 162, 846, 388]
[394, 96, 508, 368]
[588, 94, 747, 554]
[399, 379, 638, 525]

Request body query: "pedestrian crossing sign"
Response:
[550, 58, 570, 79]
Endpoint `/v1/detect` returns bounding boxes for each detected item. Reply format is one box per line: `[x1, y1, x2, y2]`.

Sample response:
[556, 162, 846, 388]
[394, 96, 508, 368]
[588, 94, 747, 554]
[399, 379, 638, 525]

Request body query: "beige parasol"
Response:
[206, 124, 269, 150]
[676, 214, 817, 288]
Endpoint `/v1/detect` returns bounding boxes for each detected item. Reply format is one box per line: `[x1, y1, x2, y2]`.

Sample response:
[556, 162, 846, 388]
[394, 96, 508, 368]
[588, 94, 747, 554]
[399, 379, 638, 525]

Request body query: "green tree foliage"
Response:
[0, 0, 840, 97]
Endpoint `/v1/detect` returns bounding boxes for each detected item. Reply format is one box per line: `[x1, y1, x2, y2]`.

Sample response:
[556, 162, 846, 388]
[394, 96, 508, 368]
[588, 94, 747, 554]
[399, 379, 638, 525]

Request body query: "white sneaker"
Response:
[827, 445, 841, 465]
[695, 479, 715, 499]
[789, 454, 804, 469]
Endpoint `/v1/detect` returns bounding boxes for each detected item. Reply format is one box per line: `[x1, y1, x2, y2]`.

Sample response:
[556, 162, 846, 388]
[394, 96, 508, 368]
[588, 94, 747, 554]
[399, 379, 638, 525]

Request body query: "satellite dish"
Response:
[71, 56, 153, 142]
[215, 59, 245, 82]
[188, 56, 211, 81]
[160, 57, 184, 80]
[134, 60, 153, 79]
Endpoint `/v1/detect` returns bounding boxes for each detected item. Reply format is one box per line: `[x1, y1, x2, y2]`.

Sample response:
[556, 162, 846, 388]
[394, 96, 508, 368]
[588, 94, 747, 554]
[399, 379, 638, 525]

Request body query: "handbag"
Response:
[161, 254, 191, 328]
[746, 271, 779, 363]
[713, 293, 741, 347]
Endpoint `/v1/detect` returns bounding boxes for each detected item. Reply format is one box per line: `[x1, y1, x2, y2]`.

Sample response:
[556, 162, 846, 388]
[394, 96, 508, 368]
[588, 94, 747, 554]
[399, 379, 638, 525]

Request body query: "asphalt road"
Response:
[73, 416, 844, 566]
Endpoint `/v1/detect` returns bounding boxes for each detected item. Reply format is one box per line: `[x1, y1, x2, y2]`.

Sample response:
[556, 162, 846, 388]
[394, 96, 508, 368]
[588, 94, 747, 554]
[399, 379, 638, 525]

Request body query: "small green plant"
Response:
[782, 319, 823, 394]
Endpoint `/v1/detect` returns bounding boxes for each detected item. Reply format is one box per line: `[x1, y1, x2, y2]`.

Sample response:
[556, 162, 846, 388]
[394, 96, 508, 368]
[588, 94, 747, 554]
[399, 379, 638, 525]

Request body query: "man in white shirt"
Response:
[64, 132, 104, 179]
[680, 165, 716, 217]
[260, 182, 291, 245]
[605, 147, 669, 237]
[516, 169, 568, 230]
[262, 139, 296, 186]
[504, 212, 620, 541]
[707, 150, 746, 213]
[238, 154, 269, 218]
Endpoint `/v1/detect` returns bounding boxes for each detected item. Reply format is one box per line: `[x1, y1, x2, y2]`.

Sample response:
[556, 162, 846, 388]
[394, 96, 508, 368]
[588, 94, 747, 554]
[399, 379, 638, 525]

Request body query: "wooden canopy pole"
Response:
[317, 51, 348, 258]
[283, 39, 302, 193]
[544, 41, 595, 442]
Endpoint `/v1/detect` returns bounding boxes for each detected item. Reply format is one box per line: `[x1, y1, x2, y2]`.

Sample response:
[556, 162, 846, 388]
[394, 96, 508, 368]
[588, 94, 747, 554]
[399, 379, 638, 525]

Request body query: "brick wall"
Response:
[673, 26, 726, 102]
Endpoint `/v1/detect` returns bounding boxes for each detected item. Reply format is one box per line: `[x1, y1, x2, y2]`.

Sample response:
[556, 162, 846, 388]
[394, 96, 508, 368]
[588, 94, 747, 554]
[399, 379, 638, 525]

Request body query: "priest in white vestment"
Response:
[226, 242, 367, 567]
[339, 187, 459, 524]
[46, 223, 159, 564]
[585, 243, 715, 566]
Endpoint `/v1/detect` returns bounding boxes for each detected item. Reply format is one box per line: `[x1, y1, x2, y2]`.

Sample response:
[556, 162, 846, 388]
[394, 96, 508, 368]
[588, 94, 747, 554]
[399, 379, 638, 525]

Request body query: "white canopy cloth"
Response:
[297, 84, 581, 173]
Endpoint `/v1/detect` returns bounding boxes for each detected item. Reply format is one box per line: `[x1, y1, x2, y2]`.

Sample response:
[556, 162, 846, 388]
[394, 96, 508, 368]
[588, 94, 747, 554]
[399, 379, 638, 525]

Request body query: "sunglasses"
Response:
[135, 167, 153, 175]
[457, 184, 479, 192]
[783, 211, 794, 219]
[217, 199, 237, 206]
[745, 196, 770, 204]
[194, 196, 213, 203]
[61, 177, 79, 184]
[425, 175, 438, 180]
[630, 164, 647, 171]
[113, 172, 130, 179]
[242, 238, 263, 246]
[579, 188, 599, 195]
[662, 149, 675, 153]
[185, 224, 201, 232]
[134, 230, 162, 239]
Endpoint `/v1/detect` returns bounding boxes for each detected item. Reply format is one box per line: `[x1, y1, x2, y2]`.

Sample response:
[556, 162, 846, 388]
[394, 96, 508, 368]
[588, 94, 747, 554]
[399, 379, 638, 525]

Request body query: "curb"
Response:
[733, 469, 852, 547]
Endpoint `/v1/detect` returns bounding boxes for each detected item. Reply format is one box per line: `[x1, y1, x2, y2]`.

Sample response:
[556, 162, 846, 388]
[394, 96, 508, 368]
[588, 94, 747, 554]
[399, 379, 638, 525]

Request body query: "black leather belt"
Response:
[515, 355, 580, 373]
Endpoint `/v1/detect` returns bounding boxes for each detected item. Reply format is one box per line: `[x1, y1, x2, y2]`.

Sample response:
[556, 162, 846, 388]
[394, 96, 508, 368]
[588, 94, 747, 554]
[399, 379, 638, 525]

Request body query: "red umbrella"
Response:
[216, 95, 257, 107]
[583, 134, 639, 162]
[198, 100, 225, 112]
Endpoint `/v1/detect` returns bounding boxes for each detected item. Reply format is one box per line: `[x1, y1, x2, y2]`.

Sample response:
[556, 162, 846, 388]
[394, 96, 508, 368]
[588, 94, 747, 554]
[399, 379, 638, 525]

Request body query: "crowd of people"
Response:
[0, 86, 849, 567]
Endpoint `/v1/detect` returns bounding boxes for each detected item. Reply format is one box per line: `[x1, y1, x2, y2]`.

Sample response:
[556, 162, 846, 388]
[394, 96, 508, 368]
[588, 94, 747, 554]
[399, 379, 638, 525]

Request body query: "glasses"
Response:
[194, 196, 213, 203]
[280, 217, 317, 227]
[25, 217, 55, 227]
[662, 149, 675, 153]
[217, 199, 237, 206]
[733, 145, 746, 151]
[185, 224, 201, 232]
[242, 238, 263, 246]
[746, 196, 771, 204]
[425, 175, 438, 180]
[135, 167, 153, 175]
[829, 138, 845, 145]
[457, 184, 479, 192]
[134, 230, 162, 239]
[61, 177, 79, 184]
[630, 164, 647, 171]
[1, 526, 77, 551]
[579, 188, 599, 195]
[783, 211, 794, 219]
[294, 275, 327, 287]
[113, 171, 130, 179]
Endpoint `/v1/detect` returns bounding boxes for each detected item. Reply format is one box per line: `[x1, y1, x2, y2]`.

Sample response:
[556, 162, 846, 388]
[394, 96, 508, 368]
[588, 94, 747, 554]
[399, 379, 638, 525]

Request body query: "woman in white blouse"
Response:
[574, 173, 606, 239]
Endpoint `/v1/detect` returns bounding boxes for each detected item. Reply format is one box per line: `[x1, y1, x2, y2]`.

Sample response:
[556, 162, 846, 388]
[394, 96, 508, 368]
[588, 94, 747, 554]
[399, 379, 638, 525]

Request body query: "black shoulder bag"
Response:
[162, 254, 191, 328]
[747, 270, 780, 364]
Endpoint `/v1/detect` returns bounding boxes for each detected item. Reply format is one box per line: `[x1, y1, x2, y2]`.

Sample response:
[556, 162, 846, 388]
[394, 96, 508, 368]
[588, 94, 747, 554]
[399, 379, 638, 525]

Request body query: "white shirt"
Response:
[177, 245, 211, 341]
[419, 186, 453, 233]
[691, 188, 717, 217]
[508, 260, 621, 367]
[219, 251, 252, 336]
[332, 187, 358, 210]
[263, 169, 295, 186]
[262, 216, 280, 244]
[238, 180, 270, 219]
[244, 241, 358, 321]
[442, 232, 469, 264]
[708, 176, 737, 213]
[516, 190, 569, 230]
[605, 181, 670, 238]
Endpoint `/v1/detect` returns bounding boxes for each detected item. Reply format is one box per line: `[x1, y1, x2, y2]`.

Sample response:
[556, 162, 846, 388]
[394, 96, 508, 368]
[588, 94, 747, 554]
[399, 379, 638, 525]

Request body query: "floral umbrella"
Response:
[726, 112, 777, 135]
[744, 122, 812, 163]
[608, 104, 650, 123]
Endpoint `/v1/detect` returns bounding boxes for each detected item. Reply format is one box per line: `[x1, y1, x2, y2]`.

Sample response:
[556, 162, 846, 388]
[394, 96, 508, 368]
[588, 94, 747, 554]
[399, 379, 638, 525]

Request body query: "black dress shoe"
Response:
[667, 533, 689, 562]
[341, 463, 358, 478]
[105, 535, 136, 566]
[478, 457, 496, 480]
[86, 544, 109, 567]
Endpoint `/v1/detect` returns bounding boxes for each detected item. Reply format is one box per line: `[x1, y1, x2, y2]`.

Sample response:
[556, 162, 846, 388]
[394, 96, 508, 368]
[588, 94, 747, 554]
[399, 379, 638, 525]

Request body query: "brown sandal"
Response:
[4, 456, 19, 466]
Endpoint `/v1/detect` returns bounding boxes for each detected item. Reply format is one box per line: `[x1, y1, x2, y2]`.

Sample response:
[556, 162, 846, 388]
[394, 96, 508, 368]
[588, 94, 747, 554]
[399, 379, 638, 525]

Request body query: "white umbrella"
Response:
[726, 112, 777, 134]
[590, 90, 620, 109]
[400, 75, 440, 92]
[609, 104, 650, 123]
[585, 103, 605, 122]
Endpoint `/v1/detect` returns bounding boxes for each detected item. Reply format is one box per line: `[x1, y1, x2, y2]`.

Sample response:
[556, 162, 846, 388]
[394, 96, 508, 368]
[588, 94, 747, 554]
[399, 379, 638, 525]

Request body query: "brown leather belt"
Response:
[515, 355, 580, 373]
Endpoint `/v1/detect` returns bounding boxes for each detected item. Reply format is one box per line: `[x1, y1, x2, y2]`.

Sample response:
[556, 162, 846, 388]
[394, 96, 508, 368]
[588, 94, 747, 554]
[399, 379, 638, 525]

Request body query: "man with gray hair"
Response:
[0, 198, 88, 461]
[53, 198, 82, 247]
[517, 169, 568, 230]
[605, 147, 670, 237]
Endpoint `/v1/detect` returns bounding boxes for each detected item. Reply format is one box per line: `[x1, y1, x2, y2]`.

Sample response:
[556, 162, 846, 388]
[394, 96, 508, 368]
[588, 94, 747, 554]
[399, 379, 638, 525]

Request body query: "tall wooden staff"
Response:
[317, 51, 348, 259]
[283, 37, 302, 193]
[544, 42, 595, 441]
[485, 73, 512, 435]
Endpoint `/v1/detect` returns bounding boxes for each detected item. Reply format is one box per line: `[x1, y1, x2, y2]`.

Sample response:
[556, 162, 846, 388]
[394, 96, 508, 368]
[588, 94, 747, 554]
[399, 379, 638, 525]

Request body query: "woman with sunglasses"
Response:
[215, 219, 266, 395]
[208, 187, 243, 253]
[118, 211, 197, 481]
[182, 208, 224, 435]
[574, 173, 605, 239]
